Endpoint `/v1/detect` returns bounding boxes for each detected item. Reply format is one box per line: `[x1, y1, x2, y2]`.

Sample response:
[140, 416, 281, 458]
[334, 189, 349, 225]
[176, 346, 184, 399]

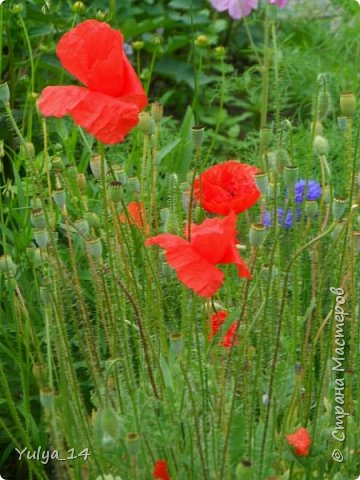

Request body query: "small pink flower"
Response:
[210, 0, 259, 19]
[269, 0, 288, 7]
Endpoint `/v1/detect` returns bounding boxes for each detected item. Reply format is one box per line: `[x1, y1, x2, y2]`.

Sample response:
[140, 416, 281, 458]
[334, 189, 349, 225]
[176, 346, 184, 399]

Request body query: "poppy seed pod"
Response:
[235, 460, 254, 480]
[52, 155, 65, 172]
[74, 218, 90, 238]
[283, 165, 299, 188]
[128, 176, 140, 194]
[125, 432, 140, 456]
[53, 189, 66, 209]
[90, 154, 107, 180]
[305, 200, 318, 218]
[254, 172, 269, 196]
[85, 211, 100, 229]
[192, 125, 205, 147]
[249, 223, 266, 247]
[67, 165, 78, 179]
[151, 102, 163, 123]
[0, 255, 17, 276]
[313, 135, 329, 156]
[34, 228, 49, 248]
[114, 167, 127, 185]
[30, 208, 47, 229]
[86, 237, 103, 259]
[353, 231, 360, 253]
[275, 149, 290, 174]
[332, 197, 347, 220]
[169, 332, 182, 355]
[138, 112, 155, 136]
[109, 181, 123, 203]
[40, 388, 55, 409]
[340, 92, 356, 117]
[259, 127, 272, 148]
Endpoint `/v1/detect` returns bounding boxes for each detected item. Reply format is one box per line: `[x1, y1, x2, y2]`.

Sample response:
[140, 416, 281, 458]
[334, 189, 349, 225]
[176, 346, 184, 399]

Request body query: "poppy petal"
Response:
[38, 86, 140, 144]
[146, 234, 224, 297]
[120, 52, 148, 109]
[190, 212, 237, 264]
[56, 20, 125, 97]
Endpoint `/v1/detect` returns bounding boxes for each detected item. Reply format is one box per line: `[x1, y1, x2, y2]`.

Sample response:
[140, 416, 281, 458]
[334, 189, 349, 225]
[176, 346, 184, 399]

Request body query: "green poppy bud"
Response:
[313, 135, 329, 156]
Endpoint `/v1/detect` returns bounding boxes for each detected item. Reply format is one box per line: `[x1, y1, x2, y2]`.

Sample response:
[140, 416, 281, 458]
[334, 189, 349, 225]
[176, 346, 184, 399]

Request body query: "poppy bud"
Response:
[0, 140, 4, 158]
[332, 197, 347, 220]
[192, 125, 205, 147]
[151, 102, 163, 123]
[32, 363, 47, 388]
[86, 237, 102, 259]
[249, 223, 266, 247]
[72, 1, 86, 13]
[138, 112, 155, 136]
[114, 167, 127, 185]
[95, 9, 108, 21]
[76, 173, 86, 192]
[340, 92, 356, 117]
[30, 208, 47, 229]
[20, 142, 35, 159]
[254, 172, 269, 196]
[259, 127, 272, 148]
[126, 432, 141, 456]
[132, 40, 145, 51]
[305, 200, 318, 218]
[337, 116, 348, 131]
[213, 45, 226, 59]
[160, 208, 170, 222]
[0, 255, 17, 276]
[353, 231, 360, 253]
[53, 188, 66, 209]
[235, 460, 254, 480]
[109, 181, 123, 203]
[169, 332, 182, 355]
[164, 212, 179, 234]
[90, 154, 107, 180]
[74, 218, 90, 238]
[283, 165, 299, 188]
[275, 149, 290, 174]
[310, 120, 323, 136]
[195, 35, 209, 47]
[0, 82, 10, 106]
[40, 387, 55, 409]
[34, 228, 49, 248]
[85, 212, 101, 230]
[313, 135, 329, 156]
[128, 176, 140, 194]
[318, 87, 331, 120]
[97, 408, 121, 447]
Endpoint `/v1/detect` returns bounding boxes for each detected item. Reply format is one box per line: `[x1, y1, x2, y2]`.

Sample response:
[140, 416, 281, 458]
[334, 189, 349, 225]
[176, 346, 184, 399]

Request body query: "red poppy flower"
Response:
[153, 460, 170, 480]
[145, 211, 251, 297]
[209, 310, 239, 347]
[37, 20, 147, 144]
[285, 427, 311, 456]
[193, 160, 260, 215]
[119, 201, 148, 234]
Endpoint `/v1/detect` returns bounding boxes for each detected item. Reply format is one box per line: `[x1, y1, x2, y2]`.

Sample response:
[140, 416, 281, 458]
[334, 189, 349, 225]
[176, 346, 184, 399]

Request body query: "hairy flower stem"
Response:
[259, 223, 336, 478]
[260, 5, 270, 129]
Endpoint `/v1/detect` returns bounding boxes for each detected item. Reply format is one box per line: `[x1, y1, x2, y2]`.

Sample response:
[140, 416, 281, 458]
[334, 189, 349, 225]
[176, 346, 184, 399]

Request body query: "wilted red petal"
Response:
[145, 234, 224, 297]
[153, 460, 170, 480]
[38, 86, 140, 144]
[285, 427, 311, 456]
[194, 160, 260, 215]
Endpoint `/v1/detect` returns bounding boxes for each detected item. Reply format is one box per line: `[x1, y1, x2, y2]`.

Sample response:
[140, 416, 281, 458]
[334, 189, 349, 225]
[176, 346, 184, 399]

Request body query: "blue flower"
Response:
[264, 207, 302, 229]
[293, 179, 322, 203]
